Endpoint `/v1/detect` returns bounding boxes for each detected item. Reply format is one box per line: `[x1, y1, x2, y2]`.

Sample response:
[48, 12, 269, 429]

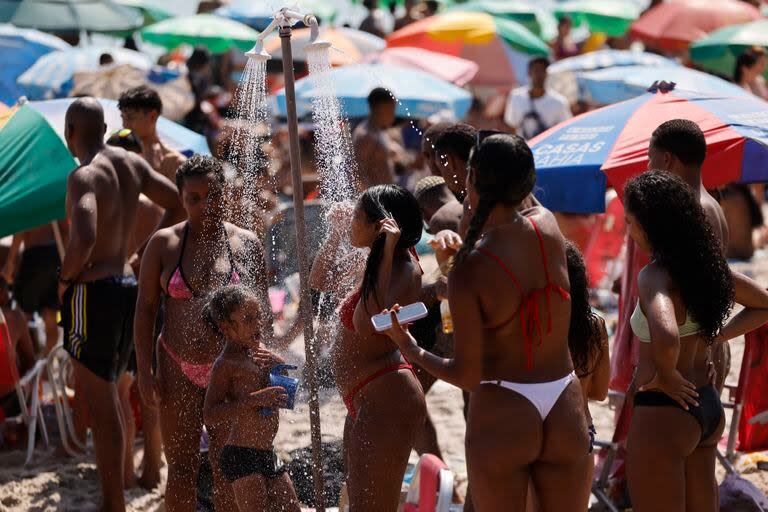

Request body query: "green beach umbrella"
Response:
[690, 20, 768, 79]
[555, 0, 640, 37]
[115, 0, 173, 25]
[0, 0, 143, 33]
[141, 13, 260, 53]
[444, 0, 558, 40]
[0, 103, 77, 238]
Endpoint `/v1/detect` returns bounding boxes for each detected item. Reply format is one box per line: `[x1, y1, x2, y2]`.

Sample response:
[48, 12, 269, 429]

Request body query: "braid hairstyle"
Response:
[454, 134, 537, 266]
[358, 184, 423, 314]
[624, 170, 734, 344]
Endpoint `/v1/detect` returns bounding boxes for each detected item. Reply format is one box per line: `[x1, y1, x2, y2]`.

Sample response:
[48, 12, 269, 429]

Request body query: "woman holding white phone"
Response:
[329, 184, 427, 512]
[383, 134, 592, 511]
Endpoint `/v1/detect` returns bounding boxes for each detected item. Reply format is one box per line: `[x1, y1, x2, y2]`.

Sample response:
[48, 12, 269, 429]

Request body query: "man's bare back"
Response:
[66, 146, 177, 282]
[143, 141, 186, 181]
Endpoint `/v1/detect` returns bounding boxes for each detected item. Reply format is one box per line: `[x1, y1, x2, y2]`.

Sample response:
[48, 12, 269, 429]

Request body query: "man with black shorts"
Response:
[58, 97, 181, 511]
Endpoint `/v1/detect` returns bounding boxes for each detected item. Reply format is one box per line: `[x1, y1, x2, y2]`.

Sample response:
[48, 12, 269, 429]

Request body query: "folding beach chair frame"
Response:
[4, 358, 49, 465]
[45, 344, 87, 457]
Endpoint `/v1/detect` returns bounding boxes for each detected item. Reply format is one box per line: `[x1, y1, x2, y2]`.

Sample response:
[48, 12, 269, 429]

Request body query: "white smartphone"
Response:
[371, 302, 429, 332]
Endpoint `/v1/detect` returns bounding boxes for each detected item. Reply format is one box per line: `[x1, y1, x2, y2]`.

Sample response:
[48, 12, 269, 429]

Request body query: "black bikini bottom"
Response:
[634, 384, 723, 442]
[219, 445, 287, 483]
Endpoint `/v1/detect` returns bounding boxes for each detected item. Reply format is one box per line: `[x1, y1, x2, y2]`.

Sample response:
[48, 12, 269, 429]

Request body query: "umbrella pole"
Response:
[279, 24, 326, 511]
[51, 222, 65, 259]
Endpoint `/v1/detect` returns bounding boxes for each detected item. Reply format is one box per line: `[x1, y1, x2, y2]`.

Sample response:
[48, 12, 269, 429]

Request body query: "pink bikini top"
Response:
[166, 222, 241, 300]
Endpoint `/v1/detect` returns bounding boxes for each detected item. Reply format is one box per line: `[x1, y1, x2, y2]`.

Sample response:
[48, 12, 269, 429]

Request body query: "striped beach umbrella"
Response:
[0, 103, 76, 238]
[17, 46, 152, 100]
[528, 86, 768, 213]
[387, 12, 549, 87]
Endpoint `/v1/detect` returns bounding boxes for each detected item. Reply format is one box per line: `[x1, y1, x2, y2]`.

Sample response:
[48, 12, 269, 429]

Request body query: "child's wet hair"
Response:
[202, 284, 259, 334]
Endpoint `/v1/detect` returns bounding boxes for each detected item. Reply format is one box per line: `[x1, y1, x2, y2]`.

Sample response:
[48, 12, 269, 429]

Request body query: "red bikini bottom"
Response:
[342, 362, 414, 421]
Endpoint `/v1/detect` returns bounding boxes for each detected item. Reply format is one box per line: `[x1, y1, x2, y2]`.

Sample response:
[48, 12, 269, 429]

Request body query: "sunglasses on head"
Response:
[468, 129, 505, 172]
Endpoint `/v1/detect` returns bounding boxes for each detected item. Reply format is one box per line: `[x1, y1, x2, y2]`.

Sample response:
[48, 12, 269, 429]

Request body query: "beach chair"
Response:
[44, 343, 86, 456]
[0, 313, 49, 465]
[403, 454, 457, 512]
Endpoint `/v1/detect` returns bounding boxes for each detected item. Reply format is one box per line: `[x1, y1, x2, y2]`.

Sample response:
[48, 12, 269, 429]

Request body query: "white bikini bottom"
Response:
[480, 371, 577, 420]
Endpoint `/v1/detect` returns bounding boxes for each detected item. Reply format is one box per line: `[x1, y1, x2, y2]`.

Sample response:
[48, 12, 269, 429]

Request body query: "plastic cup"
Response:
[269, 364, 299, 410]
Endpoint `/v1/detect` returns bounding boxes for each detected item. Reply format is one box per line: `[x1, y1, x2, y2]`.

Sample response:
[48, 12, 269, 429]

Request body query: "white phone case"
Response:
[371, 302, 429, 332]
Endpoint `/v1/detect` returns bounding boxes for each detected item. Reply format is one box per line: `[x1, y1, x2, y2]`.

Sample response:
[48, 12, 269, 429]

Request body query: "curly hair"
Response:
[454, 134, 536, 266]
[202, 284, 259, 335]
[176, 154, 226, 191]
[565, 241, 604, 377]
[117, 85, 163, 114]
[624, 170, 734, 344]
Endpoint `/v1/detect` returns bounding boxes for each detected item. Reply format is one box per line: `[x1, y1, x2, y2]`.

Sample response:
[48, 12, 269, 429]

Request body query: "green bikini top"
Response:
[630, 303, 702, 343]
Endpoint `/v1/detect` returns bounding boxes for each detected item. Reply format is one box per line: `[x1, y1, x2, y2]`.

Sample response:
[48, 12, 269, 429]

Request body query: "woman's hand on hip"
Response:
[639, 369, 699, 410]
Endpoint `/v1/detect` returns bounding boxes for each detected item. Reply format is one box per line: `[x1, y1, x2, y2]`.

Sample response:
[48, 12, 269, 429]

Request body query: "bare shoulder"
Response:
[637, 262, 672, 298]
[225, 222, 261, 251]
[161, 148, 187, 176]
[448, 250, 484, 294]
[148, 222, 185, 249]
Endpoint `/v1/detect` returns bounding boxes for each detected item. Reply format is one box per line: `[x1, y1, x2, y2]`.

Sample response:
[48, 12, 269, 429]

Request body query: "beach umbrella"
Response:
[546, 49, 678, 102]
[577, 65, 751, 105]
[0, 24, 70, 105]
[271, 63, 472, 119]
[554, 0, 640, 37]
[689, 20, 768, 79]
[363, 47, 478, 86]
[29, 97, 210, 156]
[0, 0, 143, 33]
[443, 0, 558, 40]
[262, 27, 385, 66]
[70, 64, 195, 122]
[0, 103, 77, 238]
[114, 0, 173, 24]
[141, 13, 260, 54]
[629, 0, 761, 53]
[527, 86, 768, 213]
[387, 12, 549, 87]
[16, 46, 152, 100]
[214, 0, 338, 31]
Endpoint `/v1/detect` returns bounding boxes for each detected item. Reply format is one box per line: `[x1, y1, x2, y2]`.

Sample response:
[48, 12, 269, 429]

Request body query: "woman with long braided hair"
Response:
[382, 133, 591, 511]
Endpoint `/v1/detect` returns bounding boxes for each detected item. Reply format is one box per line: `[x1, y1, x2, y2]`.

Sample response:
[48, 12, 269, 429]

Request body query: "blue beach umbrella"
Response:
[271, 64, 472, 119]
[577, 65, 752, 105]
[17, 46, 153, 100]
[29, 98, 210, 156]
[548, 49, 677, 74]
[528, 88, 768, 213]
[0, 24, 70, 105]
[214, 0, 340, 31]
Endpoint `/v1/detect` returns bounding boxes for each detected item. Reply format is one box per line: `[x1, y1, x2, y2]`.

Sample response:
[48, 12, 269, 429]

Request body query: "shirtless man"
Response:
[118, 86, 186, 181]
[59, 97, 181, 512]
[2, 222, 67, 354]
[352, 88, 403, 188]
[413, 176, 464, 235]
[646, 119, 730, 391]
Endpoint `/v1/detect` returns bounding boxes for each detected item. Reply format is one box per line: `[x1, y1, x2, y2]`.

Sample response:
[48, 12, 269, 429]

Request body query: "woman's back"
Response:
[468, 209, 574, 383]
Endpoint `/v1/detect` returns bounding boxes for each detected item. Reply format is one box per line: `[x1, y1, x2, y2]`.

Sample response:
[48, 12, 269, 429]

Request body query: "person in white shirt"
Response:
[504, 57, 572, 140]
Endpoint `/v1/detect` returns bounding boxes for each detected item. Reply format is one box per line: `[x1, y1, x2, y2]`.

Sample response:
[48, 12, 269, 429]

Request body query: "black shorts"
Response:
[219, 446, 287, 482]
[13, 244, 60, 313]
[61, 276, 138, 382]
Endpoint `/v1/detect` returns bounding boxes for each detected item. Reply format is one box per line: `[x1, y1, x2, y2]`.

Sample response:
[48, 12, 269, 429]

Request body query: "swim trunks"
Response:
[219, 445, 287, 482]
[61, 276, 138, 382]
[13, 244, 60, 313]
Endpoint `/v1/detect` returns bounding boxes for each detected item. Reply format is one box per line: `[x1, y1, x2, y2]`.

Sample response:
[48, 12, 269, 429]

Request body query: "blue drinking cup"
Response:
[260, 364, 299, 417]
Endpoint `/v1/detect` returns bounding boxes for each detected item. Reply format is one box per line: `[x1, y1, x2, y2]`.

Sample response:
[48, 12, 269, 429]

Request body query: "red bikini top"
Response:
[340, 248, 423, 333]
[476, 217, 570, 370]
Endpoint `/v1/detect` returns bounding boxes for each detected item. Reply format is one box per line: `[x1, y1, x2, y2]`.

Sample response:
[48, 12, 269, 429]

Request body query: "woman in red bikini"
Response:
[134, 155, 271, 511]
[383, 134, 592, 511]
[329, 184, 427, 511]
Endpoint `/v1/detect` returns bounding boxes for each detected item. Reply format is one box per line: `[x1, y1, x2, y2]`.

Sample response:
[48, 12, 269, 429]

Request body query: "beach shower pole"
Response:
[279, 22, 326, 511]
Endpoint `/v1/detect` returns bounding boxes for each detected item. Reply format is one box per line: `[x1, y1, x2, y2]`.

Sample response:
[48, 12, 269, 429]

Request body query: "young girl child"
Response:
[202, 284, 301, 512]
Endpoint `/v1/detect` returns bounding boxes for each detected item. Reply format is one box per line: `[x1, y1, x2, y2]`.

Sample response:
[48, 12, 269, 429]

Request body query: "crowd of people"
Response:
[5, 1, 768, 512]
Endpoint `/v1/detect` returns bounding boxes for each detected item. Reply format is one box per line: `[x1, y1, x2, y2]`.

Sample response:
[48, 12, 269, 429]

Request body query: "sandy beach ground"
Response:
[2, 253, 768, 511]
